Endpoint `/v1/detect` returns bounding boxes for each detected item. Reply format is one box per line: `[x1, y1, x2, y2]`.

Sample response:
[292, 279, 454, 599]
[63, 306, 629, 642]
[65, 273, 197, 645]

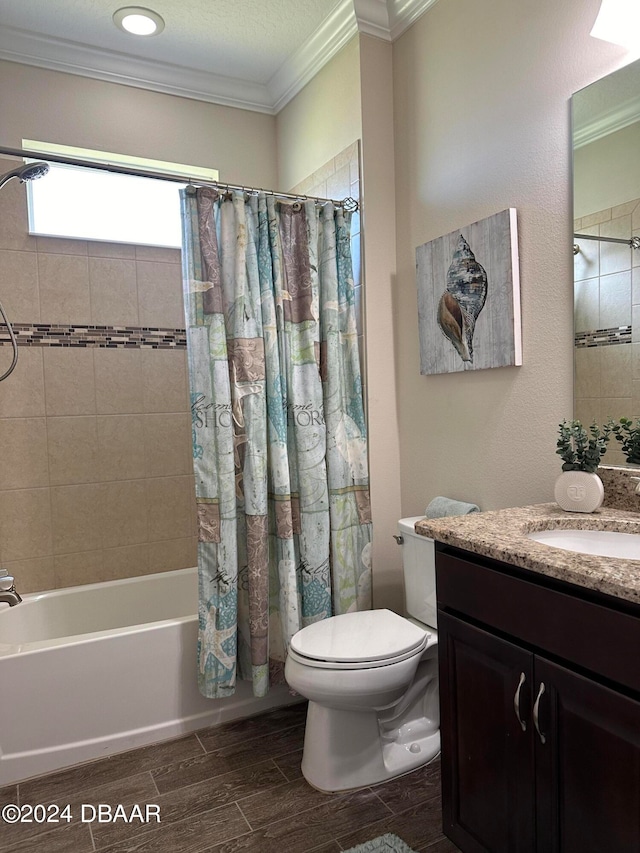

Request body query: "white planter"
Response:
[554, 471, 604, 513]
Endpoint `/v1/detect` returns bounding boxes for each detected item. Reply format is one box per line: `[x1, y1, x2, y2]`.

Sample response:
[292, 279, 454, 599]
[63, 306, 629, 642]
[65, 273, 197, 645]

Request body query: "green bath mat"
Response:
[343, 834, 418, 853]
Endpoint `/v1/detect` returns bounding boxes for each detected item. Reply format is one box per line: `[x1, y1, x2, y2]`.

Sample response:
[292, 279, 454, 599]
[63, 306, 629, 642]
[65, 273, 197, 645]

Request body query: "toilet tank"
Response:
[398, 517, 437, 629]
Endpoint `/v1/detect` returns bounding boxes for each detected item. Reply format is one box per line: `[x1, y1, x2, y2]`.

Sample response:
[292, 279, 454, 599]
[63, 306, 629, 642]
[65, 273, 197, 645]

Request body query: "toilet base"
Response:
[300, 700, 441, 793]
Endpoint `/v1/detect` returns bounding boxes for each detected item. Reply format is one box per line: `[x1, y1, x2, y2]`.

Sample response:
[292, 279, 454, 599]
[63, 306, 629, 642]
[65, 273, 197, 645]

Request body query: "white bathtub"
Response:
[0, 567, 297, 785]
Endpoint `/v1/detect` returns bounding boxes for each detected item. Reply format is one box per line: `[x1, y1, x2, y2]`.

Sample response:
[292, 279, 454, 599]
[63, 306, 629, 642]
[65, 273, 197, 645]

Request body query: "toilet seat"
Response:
[289, 609, 429, 670]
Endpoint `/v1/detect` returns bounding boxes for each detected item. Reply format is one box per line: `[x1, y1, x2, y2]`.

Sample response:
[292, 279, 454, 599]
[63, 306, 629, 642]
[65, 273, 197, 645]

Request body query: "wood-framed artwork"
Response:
[416, 208, 521, 375]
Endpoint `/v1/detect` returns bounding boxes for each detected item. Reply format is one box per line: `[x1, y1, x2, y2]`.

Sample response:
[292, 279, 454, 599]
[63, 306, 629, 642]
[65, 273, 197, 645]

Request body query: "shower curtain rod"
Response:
[574, 232, 640, 248]
[0, 145, 359, 212]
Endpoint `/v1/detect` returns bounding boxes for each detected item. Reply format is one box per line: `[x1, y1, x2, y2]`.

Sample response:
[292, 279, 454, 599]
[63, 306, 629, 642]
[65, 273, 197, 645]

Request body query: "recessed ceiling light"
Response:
[113, 7, 165, 37]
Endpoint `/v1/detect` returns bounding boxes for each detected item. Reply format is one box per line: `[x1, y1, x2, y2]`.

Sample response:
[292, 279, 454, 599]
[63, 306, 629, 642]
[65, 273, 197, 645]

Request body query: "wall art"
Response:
[416, 208, 521, 375]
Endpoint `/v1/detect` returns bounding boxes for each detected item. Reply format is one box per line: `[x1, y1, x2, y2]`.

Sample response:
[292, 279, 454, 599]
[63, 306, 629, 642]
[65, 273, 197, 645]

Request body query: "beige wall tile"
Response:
[102, 543, 149, 580]
[141, 348, 189, 413]
[97, 414, 145, 481]
[143, 413, 191, 478]
[600, 345, 632, 400]
[0, 348, 45, 417]
[0, 418, 49, 489]
[612, 200, 640, 219]
[38, 253, 90, 324]
[633, 267, 640, 307]
[574, 278, 599, 332]
[36, 236, 88, 256]
[325, 164, 351, 200]
[135, 245, 181, 264]
[633, 305, 640, 344]
[89, 257, 138, 326]
[137, 261, 184, 328]
[147, 537, 197, 573]
[94, 348, 143, 414]
[0, 249, 39, 322]
[573, 226, 599, 282]
[50, 483, 103, 554]
[633, 343, 640, 380]
[600, 217, 632, 277]
[102, 480, 148, 548]
[335, 143, 357, 173]
[581, 209, 611, 228]
[53, 550, 105, 588]
[599, 271, 631, 328]
[87, 241, 136, 260]
[0, 174, 37, 252]
[633, 380, 640, 419]
[601, 397, 632, 423]
[47, 416, 99, 485]
[574, 346, 600, 399]
[0, 488, 53, 561]
[43, 348, 96, 415]
[606, 447, 628, 467]
[574, 398, 601, 429]
[147, 475, 194, 541]
[3, 556, 55, 594]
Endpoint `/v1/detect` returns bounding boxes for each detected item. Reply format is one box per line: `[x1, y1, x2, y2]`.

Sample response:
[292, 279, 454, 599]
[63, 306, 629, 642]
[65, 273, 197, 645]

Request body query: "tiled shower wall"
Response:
[574, 199, 640, 467]
[0, 160, 197, 592]
[0, 147, 363, 594]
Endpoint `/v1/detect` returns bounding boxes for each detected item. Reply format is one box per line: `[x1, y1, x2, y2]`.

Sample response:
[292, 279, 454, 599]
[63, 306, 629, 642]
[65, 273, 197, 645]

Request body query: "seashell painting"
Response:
[416, 209, 521, 375]
[437, 235, 487, 363]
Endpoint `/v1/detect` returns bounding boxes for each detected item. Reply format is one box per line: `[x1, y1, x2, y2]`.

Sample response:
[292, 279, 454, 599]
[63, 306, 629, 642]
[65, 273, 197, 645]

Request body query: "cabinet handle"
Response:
[533, 681, 546, 744]
[513, 672, 527, 732]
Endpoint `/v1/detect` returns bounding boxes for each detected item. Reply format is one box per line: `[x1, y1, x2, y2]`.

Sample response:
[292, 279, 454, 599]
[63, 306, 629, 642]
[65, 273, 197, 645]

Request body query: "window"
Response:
[24, 140, 218, 249]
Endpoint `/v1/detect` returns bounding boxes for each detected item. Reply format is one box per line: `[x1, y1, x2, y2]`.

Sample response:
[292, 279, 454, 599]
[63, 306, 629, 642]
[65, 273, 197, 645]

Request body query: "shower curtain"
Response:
[180, 187, 372, 699]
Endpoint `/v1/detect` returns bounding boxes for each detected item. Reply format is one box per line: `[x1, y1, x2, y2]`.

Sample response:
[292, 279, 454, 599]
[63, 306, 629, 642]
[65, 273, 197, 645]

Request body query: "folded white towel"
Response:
[425, 496, 480, 518]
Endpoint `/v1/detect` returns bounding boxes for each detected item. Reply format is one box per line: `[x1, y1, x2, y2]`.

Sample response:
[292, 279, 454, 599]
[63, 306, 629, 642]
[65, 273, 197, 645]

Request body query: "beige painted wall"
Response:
[393, 0, 633, 516]
[358, 35, 402, 612]
[276, 37, 362, 192]
[277, 34, 404, 612]
[574, 121, 640, 217]
[0, 61, 277, 188]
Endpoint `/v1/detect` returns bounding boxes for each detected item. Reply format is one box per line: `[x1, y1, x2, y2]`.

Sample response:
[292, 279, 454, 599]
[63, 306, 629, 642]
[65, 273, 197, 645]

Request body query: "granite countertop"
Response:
[415, 503, 640, 607]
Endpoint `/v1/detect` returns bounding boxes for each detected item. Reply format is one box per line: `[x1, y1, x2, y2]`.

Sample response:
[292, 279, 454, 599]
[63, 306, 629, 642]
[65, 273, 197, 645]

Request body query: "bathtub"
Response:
[0, 567, 298, 785]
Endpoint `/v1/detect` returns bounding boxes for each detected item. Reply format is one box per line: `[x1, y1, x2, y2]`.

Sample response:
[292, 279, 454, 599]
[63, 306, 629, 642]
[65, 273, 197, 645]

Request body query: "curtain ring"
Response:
[292, 202, 302, 212]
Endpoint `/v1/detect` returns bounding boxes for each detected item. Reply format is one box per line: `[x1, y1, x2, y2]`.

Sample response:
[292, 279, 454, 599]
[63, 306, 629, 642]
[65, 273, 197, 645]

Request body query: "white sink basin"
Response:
[527, 528, 640, 560]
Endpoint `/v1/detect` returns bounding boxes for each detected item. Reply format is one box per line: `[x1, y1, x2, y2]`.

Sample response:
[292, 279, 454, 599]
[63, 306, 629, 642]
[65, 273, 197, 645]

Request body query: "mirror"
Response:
[573, 58, 640, 466]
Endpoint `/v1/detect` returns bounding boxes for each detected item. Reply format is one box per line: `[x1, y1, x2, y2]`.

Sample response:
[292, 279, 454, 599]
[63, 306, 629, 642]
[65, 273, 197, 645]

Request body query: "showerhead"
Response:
[0, 161, 50, 191]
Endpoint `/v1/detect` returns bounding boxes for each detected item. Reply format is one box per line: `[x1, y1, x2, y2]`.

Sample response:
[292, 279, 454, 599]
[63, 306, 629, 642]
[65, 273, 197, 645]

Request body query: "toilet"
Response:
[284, 517, 439, 792]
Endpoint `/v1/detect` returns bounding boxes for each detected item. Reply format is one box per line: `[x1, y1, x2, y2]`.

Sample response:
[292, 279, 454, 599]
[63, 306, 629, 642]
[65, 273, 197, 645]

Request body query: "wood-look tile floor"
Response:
[0, 703, 461, 853]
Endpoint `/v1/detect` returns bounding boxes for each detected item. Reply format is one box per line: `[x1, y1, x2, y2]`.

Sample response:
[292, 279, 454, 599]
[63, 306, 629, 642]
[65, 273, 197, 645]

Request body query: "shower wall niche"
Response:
[0, 159, 197, 593]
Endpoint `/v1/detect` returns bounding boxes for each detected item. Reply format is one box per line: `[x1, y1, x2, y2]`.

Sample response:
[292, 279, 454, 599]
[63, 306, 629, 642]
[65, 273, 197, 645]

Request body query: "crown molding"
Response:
[0, 0, 440, 115]
[0, 25, 275, 113]
[353, 0, 392, 41]
[573, 93, 640, 148]
[269, 0, 358, 113]
[388, 0, 441, 40]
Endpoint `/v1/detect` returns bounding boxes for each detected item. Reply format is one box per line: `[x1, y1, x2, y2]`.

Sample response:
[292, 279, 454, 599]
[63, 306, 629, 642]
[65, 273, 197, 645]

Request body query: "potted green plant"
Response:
[554, 419, 611, 512]
[609, 417, 640, 465]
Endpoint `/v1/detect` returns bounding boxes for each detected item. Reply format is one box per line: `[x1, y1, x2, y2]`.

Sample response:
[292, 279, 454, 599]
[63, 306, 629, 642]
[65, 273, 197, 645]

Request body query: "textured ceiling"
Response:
[0, 0, 436, 111]
[0, 0, 341, 82]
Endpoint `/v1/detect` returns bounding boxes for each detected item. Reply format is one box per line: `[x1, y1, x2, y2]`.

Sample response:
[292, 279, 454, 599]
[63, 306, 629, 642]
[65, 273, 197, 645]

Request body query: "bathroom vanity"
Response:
[416, 504, 640, 853]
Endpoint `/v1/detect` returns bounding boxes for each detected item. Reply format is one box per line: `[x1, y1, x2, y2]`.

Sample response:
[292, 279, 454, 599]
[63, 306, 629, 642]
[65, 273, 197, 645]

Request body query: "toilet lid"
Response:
[290, 609, 428, 665]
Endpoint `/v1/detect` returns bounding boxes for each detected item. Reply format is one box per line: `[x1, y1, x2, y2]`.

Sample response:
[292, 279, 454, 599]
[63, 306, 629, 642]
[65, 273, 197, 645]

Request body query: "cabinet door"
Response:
[534, 657, 640, 853]
[438, 611, 536, 853]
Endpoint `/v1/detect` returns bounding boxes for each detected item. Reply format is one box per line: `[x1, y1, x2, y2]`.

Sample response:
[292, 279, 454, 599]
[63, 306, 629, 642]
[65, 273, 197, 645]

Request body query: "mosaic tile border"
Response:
[575, 326, 632, 348]
[0, 323, 186, 349]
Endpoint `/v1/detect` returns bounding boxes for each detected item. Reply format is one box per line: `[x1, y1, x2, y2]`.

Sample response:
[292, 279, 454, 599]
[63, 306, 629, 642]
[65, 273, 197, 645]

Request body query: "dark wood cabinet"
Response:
[436, 545, 640, 853]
